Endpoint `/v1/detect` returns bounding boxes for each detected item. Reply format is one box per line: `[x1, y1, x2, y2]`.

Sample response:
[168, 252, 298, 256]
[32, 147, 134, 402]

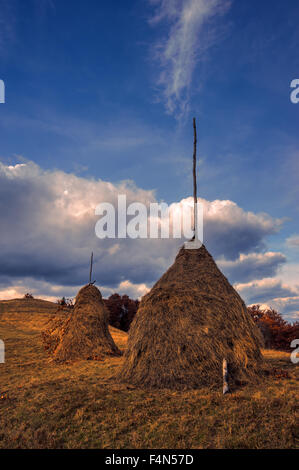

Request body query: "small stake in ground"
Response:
[223, 358, 229, 394]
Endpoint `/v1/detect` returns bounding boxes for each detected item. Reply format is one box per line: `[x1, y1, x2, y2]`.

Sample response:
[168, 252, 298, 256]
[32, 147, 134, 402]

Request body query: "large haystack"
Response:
[43, 284, 121, 362]
[119, 245, 264, 390]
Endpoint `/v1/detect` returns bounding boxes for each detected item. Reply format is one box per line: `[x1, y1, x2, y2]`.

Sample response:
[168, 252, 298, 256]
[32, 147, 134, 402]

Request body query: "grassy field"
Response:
[0, 311, 298, 449]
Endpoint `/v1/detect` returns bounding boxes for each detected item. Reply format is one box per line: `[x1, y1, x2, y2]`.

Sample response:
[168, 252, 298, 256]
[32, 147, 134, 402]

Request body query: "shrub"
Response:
[56, 297, 73, 308]
[24, 293, 34, 299]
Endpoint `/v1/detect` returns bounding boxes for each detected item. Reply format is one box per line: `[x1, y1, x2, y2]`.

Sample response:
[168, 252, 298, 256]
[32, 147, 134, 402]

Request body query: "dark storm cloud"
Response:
[218, 252, 287, 284]
[200, 199, 283, 260]
[0, 162, 284, 296]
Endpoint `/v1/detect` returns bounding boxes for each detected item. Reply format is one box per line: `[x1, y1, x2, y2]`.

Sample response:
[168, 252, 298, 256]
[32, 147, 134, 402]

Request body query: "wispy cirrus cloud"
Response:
[149, 0, 231, 117]
[0, 0, 54, 57]
[0, 0, 17, 55]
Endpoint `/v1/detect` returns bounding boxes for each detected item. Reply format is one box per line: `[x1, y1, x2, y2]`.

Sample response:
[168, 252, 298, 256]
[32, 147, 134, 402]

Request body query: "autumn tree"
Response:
[104, 294, 139, 332]
[248, 305, 299, 351]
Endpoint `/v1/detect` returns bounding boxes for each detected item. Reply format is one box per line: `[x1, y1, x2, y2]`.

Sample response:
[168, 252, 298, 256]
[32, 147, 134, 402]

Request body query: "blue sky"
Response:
[0, 0, 299, 320]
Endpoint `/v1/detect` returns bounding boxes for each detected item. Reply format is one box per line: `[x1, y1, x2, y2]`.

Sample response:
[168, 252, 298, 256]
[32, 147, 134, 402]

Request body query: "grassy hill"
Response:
[0, 309, 298, 449]
[0, 298, 59, 315]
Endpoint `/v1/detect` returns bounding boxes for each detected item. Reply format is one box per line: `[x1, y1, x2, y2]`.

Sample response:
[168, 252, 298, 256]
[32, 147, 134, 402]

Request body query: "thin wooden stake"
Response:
[192, 117, 197, 235]
[223, 358, 229, 395]
[89, 252, 93, 284]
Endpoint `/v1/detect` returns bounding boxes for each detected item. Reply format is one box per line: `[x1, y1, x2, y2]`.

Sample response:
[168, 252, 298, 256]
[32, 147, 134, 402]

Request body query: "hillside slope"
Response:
[0, 298, 59, 315]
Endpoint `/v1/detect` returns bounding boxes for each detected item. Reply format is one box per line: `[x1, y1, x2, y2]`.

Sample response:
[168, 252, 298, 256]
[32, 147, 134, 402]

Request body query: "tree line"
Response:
[248, 305, 299, 351]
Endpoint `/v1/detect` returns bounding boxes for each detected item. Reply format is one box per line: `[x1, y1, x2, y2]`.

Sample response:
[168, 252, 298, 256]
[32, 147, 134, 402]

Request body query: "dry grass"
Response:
[120, 246, 264, 389]
[0, 298, 58, 315]
[0, 310, 298, 449]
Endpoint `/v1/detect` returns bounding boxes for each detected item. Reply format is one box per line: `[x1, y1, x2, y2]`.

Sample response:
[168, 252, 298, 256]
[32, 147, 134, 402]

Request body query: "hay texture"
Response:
[42, 284, 121, 362]
[119, 245, 264, 390]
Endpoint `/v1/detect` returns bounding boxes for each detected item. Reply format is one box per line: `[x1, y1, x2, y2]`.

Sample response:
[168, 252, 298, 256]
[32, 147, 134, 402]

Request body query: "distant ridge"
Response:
[0, 298, 58, 315]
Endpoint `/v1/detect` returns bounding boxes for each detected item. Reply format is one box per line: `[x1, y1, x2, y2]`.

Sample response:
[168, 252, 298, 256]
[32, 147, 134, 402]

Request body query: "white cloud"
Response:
[149, 0, 231, 117]
[269, 297, 299, 322]
[0, 287, 27, 301]
[235, 278, 298, 302]
[248, 303, 271, 312]
[0, 160, 285, 305]
[101, 280, 150, 300]
[108, 243, 121, 255]
[286, 235, 299, 249]
[0, 278, 79, 303]
[0, 277, 149, 302]
[279, 263, 299, 289]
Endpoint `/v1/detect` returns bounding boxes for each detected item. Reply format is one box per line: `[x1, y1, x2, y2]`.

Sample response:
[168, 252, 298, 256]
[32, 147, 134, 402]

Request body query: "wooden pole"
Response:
[184, 118, 201, 250]
[0, 339, 4, 364]
[192, 117, 197, 235]
[89, 252, 93, 284]
[223, 358, 229, 394]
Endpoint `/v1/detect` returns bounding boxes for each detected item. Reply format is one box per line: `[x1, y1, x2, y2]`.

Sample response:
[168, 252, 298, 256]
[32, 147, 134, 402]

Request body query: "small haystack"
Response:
[119, 245, 264, 390]
[43, 284, 121, 362]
